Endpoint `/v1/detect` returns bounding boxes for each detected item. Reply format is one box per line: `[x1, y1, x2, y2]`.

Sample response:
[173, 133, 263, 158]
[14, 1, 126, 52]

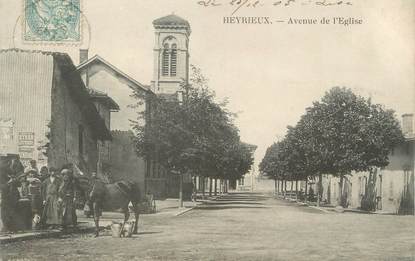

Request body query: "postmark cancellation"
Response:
[23, 0, 81, 44]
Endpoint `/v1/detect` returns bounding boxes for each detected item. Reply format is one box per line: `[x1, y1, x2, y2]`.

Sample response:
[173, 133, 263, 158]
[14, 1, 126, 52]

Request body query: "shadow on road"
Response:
[194, 192, 270, 211]
[196, 206, 267, 211]
[203, 201, 263, 205]
[137, 231, 163, 235]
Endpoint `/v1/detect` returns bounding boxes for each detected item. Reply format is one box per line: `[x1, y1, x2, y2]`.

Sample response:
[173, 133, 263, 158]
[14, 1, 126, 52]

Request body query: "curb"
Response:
[175, 195, 225, 216]
[174, 206, 196, 216]
[0, 226, 95, 245]
[309, 206, 334, 214]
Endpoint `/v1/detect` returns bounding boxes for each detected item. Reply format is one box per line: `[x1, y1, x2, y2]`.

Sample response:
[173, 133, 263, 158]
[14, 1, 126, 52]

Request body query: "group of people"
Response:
[3, 159, 79, 232]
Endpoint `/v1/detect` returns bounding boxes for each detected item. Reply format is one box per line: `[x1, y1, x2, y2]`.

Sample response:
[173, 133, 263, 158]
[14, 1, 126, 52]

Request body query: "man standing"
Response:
[41, 167, 62, 229]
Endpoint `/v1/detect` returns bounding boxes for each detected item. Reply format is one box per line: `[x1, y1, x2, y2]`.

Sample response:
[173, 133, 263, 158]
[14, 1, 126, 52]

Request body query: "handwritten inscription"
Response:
[198, 0, 353, 16]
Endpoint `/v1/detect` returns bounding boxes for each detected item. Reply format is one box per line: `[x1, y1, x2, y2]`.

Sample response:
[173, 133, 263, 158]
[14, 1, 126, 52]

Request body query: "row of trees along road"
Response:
[131, 65, 256, 206]
[259, 87, 404, 210]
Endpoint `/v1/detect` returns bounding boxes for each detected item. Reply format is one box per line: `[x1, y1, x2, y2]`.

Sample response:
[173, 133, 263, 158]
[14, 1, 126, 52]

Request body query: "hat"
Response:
[61, 169, 70, 175]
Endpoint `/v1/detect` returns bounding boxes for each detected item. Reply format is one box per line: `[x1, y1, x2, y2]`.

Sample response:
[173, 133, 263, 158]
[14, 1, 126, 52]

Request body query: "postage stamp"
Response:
[23, 0, 81, 43]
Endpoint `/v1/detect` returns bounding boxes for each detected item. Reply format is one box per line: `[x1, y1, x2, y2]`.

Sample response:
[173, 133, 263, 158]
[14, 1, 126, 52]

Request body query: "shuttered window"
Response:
[170, 44, 177, 76]
[162, 45, 170, 76]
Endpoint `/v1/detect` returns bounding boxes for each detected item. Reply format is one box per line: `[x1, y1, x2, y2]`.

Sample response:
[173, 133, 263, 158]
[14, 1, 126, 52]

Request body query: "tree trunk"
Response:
[201, 176, 205, 199]
[274, 179, 277, 195]
[291, 181, 294, 199]
[277, 179, 280, 197]
[214, 179, 217, 196]
[224, 179, 227, 194]
[295, 180, 298, 200]
[304, 176, 308, 203]
[179, 174, 183, 208]
[219, 179, 222, 195]
[339, 175, 343, 207]
[317, 173, 323, 207]
[209, 178, 213, 197]
[283, 180, 287, 198]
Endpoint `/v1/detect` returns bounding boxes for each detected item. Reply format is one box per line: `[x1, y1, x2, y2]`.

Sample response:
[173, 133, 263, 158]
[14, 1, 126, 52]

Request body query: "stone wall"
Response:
[49, 62, 98, 173]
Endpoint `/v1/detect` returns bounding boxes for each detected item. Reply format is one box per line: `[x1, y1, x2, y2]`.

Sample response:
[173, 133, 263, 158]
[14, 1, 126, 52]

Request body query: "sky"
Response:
[0, 0, 414, 169]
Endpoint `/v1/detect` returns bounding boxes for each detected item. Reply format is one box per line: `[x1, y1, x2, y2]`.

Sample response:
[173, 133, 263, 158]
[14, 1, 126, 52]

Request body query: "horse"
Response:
[77, 177, 142, 237]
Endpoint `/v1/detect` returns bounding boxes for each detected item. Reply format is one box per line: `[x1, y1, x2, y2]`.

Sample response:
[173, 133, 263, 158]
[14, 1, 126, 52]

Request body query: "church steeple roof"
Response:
[153, 14, 191, 34]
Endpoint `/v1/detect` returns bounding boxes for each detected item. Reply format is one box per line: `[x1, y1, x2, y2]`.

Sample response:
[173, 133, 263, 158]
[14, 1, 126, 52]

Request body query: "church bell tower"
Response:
[151, 14, 191, 94]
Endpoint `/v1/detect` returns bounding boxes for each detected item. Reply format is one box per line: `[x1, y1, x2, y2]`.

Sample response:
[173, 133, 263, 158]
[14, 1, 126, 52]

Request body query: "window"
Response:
[170, 44, 177, 76]
[162, 43, 170, 76]
[161, 37, 178, 77]
[389, 180, 394, 197]
[78, 125, 84, 157]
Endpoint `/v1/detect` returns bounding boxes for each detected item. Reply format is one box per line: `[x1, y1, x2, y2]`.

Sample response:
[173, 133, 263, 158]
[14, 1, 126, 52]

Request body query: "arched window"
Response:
[162, 43, 170, 76]
[161, 36, 178, 77]
[170, 44, 177, 76]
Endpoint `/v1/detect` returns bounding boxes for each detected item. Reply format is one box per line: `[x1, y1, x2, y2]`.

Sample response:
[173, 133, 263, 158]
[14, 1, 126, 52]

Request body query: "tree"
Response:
[261, 87, 404, 208]
[306, 87, 404, 208]
[131, 65, 255, 200]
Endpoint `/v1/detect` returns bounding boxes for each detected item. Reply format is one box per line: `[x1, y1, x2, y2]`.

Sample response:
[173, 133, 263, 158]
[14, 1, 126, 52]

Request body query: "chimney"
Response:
[402, 114, 414, 134]
[79, 49, 89, 64]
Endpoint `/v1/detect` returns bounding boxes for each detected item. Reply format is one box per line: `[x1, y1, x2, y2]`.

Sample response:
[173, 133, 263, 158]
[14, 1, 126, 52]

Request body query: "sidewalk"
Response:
[155, 198, 200, 216]
[0, 222, 95, 244]
[275, 195, 391, 215]
[0, 198, 202, 245]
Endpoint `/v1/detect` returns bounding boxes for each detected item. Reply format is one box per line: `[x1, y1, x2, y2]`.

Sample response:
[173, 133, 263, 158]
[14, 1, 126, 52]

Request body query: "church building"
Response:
[147, 14, 194, 199]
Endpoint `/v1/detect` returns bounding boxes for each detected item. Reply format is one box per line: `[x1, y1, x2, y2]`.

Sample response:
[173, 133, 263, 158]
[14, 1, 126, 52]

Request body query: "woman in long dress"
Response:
[59, 169, 77, 230]
[41, 168, 62, 228]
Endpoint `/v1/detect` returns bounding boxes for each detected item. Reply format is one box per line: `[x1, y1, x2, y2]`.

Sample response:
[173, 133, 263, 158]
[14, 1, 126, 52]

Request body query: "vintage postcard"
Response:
[0, 0, 414, 260]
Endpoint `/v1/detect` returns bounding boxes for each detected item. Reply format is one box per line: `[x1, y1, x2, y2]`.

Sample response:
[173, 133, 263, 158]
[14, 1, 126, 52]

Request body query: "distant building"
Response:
[235, 169, 275, 192]
[0, 49, 111, 172]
